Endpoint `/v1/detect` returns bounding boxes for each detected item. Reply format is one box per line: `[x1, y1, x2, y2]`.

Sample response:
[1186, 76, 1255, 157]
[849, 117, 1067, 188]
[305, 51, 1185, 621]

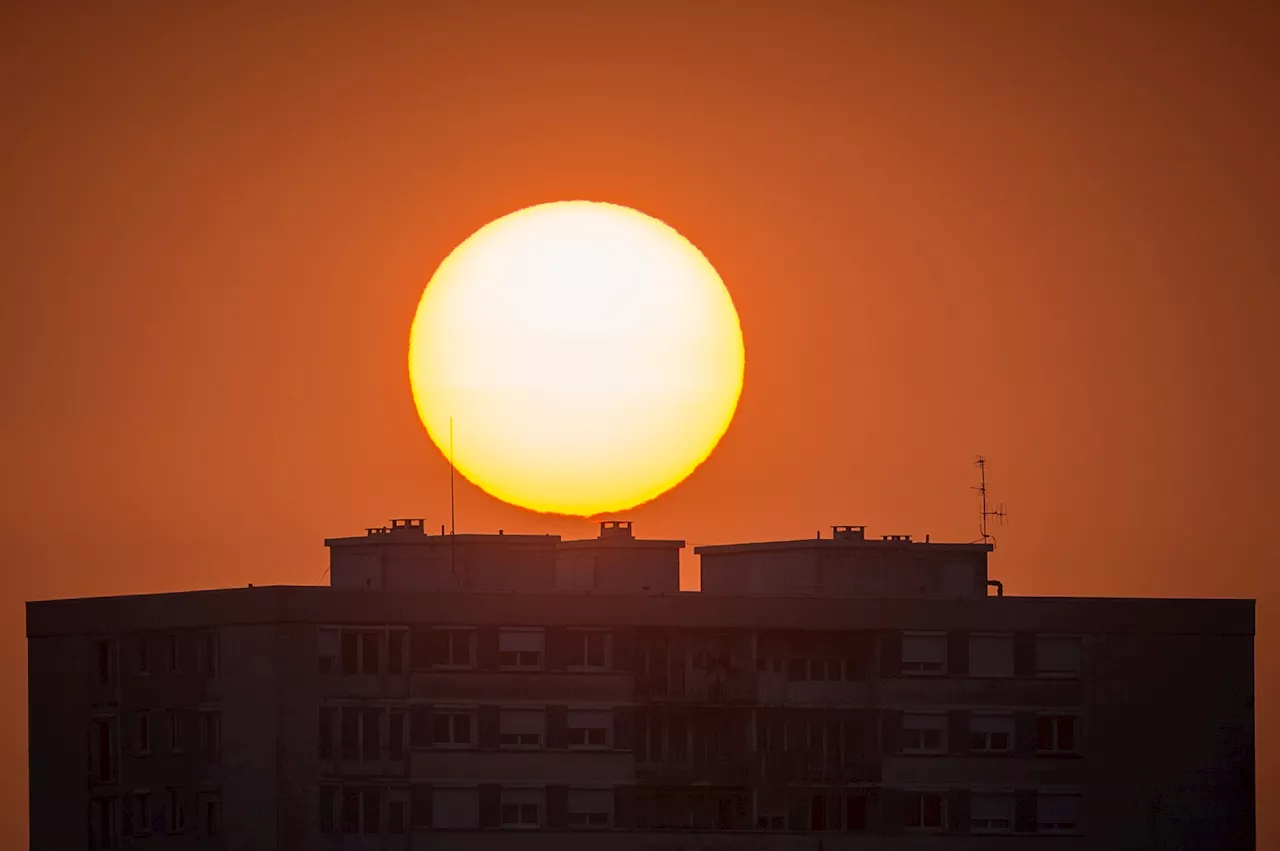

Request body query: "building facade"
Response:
[28, 522, 1255, 850]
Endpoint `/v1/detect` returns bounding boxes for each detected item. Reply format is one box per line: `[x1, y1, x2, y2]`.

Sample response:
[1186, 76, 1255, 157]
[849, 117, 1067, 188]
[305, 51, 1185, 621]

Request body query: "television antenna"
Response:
[973, 455, 1007, 547]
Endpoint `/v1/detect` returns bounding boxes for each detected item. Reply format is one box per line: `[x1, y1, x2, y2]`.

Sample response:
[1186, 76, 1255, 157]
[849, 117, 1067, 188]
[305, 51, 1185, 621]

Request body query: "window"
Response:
[499, 629, 545, 669]
[431, 710, 474, 747]
[131, 791, 151, 836]
[969, 714, 1013, 753]
[845, 795, 867, 831]
[1036, 715, 1078, 753]
[166, 788, 186, 832]
[567, 710, 611, 749]
[1036, 636, 1082, 677]
[568, 630, 610, 668]
[362, 708, 383, 761]
[318, 629, 338, 674]
[783, 657, 857, 682]
[197, 633, 218, 678]
[92, 717, 117, 782]
[319, 786, 336, 834]
[970, 793, 1013, 832]
[319, 707, 336, 759]
[969, 634, 1014, 677]
[389, 711, 406, 760]
[499, 709, 543, 748]
[567, 788, 613, 827]
[342, 633, 359, 675]
[903, 792, 945, 830]
[362, 789, 381, 833]
[1037, 793, 1081, 832]
[388, 630, 406, 674]
[136, 637, 150, 676]
[500, 788, 542, 828]
[341, 707, 360, 759]
[202, 794, 221, 837]
[902, 714, 946, 753]
[200, 711, 221, 762]
[389, 800, 407, 834]
[901, 634, 946, 674]
[97, 639, 116, 686]
[428, 628, 475, 667]
[340, 788, 359, 833]
[434, 788, 480, 828]
[92, 796, 117, 849]
[135, 712, 151, 756]
[166, 634, 181, 673]
[362, 632, 380, 674]
[169, 711, 183, 753]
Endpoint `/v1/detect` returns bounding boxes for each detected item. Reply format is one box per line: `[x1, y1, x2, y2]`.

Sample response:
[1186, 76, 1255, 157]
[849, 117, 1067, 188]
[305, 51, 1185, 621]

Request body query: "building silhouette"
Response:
[27, 520, 1254, 849]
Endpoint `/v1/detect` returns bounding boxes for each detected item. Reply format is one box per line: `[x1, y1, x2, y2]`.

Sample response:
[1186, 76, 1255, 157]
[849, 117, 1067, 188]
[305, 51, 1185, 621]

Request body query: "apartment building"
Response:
[28, 521, 1255, 850]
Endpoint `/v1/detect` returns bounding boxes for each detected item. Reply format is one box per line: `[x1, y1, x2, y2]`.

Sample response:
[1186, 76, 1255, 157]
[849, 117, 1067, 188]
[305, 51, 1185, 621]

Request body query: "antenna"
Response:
[450, 416, 458, 587]
[973, 455, 1008, 546]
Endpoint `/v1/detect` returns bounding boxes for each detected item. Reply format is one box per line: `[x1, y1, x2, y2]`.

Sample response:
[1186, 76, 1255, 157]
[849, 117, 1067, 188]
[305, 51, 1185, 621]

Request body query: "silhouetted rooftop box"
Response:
[696, 526, 994, 598]
[325, 520, 682, 594]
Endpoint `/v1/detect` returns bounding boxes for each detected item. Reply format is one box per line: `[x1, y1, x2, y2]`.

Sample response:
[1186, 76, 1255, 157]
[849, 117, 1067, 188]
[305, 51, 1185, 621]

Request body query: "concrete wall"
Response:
[28, 634, 89, 851]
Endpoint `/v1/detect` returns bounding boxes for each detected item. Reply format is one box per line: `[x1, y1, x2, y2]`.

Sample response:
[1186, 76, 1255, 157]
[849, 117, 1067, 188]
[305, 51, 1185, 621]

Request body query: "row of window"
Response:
[89, 790, 220, 849]
[897, 633, 1081, 678]
[94, 633, 219, 686]
[317, 706, 615, 760]
[316, 704, 1078, 761]
[314, 627, 1081, 679]
[317, 785, 1080, 834]
[318, 628, 610, 675]
[89, 711, 221, 782]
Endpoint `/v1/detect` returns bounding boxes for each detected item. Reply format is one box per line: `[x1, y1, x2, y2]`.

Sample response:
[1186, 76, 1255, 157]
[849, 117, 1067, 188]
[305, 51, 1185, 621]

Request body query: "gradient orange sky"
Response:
[3, 2, 1276, 846]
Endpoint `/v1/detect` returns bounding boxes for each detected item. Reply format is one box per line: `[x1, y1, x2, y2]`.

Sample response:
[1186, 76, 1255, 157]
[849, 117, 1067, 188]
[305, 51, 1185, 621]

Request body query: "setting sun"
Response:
[407, 201, 745, 516]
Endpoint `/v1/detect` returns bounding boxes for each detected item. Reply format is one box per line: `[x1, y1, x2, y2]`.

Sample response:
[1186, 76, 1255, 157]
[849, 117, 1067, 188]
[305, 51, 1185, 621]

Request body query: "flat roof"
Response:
[558, 538, 686, 550]
[695, 538, 994, 555]
[325, 532, 561, 547]
[26, 586, 1254, 639]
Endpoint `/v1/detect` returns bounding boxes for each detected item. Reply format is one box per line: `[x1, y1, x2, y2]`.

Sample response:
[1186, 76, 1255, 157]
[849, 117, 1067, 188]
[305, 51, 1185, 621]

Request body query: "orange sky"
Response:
[2, 1, 1276, 846]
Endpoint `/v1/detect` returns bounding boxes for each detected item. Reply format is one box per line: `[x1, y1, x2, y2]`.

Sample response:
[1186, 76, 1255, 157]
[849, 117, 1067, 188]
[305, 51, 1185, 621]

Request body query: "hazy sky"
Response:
[3, 1, 1277, 845]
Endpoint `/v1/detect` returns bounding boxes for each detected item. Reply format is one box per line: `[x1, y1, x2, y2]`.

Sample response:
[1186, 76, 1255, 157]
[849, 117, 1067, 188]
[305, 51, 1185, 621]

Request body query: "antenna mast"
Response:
[973, 455, 1008, 546]
[450, 417, 457, 585]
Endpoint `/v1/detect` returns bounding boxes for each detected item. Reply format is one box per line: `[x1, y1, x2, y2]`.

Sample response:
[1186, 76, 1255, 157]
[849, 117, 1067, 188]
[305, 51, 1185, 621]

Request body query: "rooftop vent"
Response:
[832, 525, 866, 541]
[599, 520, 634, 540]
[387, 518, 425, 536]
[882, 534, 913, 543]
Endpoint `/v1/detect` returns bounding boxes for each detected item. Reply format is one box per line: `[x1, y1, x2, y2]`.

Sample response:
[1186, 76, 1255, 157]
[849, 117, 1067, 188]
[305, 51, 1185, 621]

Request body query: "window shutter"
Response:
[613, 784, 636, 829]
[1014, 712, 1037, 754]
[879, 632, 902, 677]
[613, 706, 633, 751]
[881, 709, 904, 755]
[1014, 632, 1036, 676]
[948, 710, 969, 755]
[546, 785, 568, 829]
[410, 784, 432, 828]
[948, 631, 970, 676]
[546, 705, 567, 749]
[410, 706, 432, 749]
[1015, 789, 1038, 833]
[477, 784, 501, 828]
[477, 627, 499, 670]
[478, 706, 500, 749]
[948, 788, 971, 833]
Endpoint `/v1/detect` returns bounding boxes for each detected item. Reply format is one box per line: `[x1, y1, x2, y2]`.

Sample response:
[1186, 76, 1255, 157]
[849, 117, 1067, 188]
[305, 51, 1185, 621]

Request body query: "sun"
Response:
[407, 201, 745, 516]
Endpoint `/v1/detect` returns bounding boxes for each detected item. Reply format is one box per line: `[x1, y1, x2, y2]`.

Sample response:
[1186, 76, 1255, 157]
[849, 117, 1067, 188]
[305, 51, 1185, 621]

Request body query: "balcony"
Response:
[636, 672, 755, 705]
[756, 750, 881, 784]
[636, 754, 756, 785]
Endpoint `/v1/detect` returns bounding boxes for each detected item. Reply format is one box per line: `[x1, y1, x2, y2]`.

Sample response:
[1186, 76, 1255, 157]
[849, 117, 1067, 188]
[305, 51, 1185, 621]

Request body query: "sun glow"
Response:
[407, 201, 745, 516]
